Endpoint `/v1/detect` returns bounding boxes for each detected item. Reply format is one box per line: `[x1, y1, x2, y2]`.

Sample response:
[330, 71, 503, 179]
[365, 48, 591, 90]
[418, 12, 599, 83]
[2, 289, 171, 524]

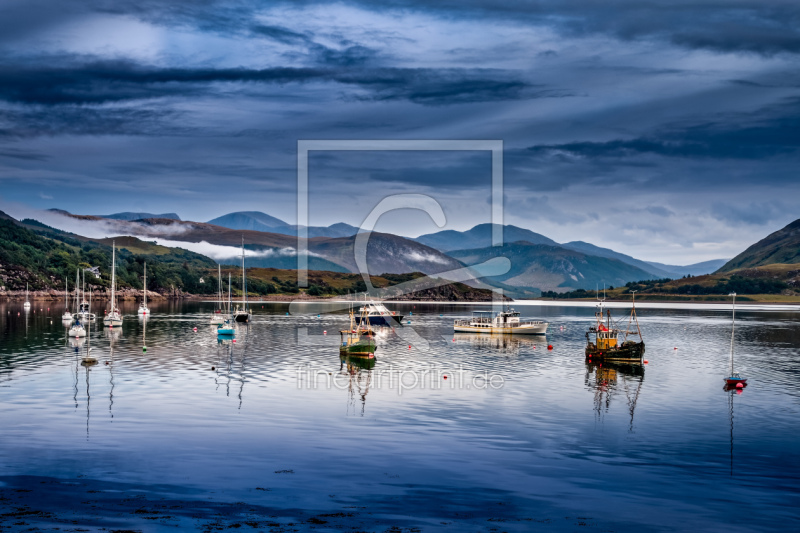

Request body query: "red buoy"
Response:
[408, 345, 411, 349]
[644, 359, 649, 364]
[736, 382, 743, 388]
[547, 345, 553, 350]
[443, 375, 448, 380]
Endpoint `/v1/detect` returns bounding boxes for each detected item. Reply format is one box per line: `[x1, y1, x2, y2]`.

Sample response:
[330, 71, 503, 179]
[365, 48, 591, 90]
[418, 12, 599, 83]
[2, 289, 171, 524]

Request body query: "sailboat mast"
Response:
[111, 242, 116, 313]
[228, 272, 232, 314]
[241, 237, 247, 309]
[75, 269, 80, 314]
[143, 262, 147, 307]
[217, 264, 222, 311]
[729, 292, 736, 376]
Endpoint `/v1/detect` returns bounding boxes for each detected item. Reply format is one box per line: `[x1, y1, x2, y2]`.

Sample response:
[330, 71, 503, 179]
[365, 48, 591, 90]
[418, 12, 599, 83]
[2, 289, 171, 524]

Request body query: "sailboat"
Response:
[217, 273, 235, 336]
[103, 241, 123, 328]
[77, 269, 96, 321]
[138, 262, 150, 316]
[210, 264, 225, 325]
[233, 239, 251, 323]
[724, 292, 747, 387]
[68, 269, 87, 337]
[62, 278, 73, 322]
[23, 283, 31, 309]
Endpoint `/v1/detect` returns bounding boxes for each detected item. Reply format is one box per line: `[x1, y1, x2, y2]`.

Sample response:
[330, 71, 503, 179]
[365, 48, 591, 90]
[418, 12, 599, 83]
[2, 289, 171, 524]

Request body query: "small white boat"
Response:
[62, 278, 72, 322]
[76, 269, 96, 321]
[23, 283, 31, 309]
[103, 242, 123, 328]
[138, 262, 150, 316]
[69, 318, 87, 338]
[454, 309, 548, 335]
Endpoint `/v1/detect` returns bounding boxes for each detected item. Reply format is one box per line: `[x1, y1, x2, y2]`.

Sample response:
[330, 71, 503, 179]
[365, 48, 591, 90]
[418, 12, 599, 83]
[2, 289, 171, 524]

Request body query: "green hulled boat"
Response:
[340, 305, 377, 356]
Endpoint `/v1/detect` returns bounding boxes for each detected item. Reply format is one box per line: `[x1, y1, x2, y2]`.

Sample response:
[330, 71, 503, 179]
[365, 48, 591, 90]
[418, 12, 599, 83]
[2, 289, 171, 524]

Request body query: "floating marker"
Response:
[211, 366, 215, 371]
[452, 338, 455, 342]
[547, 345, 553, 350]
[286, 312, 289, 315]
[408, 345, 411, 350]
[193, 327, 197, 331]
[409, 312, 413, 316]
[443, 375, 448, 380]
[143, 347, 147, 352]
[644, 359, 649, 364]
[233, 339, 237, 343]
[736, 382, 744, 388]
[406, 321, 411, 324]
[323, 330, 327, 335]
[674, 347, 678, 350]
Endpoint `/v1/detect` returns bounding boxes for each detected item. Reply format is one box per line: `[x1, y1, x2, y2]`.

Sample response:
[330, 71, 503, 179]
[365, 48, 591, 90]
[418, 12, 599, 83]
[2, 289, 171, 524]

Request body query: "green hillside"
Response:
[448, 242, 658, 292]
[719, 219, 800, 272]
[0, 212, 216, 294]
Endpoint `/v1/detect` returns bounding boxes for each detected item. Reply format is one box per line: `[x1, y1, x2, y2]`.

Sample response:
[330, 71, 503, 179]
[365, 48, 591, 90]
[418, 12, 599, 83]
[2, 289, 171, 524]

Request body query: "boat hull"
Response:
[340, 341, 377, 356]
[454, 323, 548, 335]
[234, 312, 251, 323]
[357, 315, 404, 326]
[103, 317, 123, 327]
[586, 341, 645, 363]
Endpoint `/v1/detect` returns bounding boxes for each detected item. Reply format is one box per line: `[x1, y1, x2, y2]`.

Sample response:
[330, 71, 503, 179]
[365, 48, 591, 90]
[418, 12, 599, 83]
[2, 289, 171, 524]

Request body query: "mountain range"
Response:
[32, 208, 760, 295]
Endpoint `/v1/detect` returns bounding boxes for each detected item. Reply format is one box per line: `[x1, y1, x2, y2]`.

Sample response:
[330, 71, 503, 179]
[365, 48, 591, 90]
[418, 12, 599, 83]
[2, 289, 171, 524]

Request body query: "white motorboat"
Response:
[454, 309, 548, 335]
[356, 302, 404, 326]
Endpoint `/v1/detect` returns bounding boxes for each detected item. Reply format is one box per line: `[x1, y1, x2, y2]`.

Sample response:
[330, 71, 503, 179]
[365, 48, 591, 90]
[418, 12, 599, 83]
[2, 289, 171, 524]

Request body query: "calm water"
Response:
[1, 300, 799, 531]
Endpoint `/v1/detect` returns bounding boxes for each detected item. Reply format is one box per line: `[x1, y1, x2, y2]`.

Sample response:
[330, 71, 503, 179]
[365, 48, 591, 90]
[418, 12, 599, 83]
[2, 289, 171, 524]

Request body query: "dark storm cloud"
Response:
[525, 97, 800, 161]
[7, 1, 799, 56]
[335, 0, 800, 56]
[0, 57, 545, 107]
[0, 106, 185, 138]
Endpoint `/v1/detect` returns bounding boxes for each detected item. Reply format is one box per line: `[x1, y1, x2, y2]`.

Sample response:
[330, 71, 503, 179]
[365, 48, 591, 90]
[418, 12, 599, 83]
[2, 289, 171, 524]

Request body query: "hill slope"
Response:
[718, 219, 800, 272]
[448, 242, 657, 292]
[414, 224, 558, 252]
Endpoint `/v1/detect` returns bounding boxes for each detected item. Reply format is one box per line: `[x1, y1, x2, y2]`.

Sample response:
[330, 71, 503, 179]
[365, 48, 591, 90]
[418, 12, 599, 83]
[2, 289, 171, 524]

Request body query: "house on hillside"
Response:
[84, 266, 101, 279]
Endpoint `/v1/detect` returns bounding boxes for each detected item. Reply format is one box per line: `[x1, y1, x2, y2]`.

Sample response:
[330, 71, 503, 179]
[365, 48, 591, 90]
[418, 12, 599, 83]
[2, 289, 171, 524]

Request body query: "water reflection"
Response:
[450, 333, 547, 354]
[585, 361, 645, 431]
[340, 355, 374, 416]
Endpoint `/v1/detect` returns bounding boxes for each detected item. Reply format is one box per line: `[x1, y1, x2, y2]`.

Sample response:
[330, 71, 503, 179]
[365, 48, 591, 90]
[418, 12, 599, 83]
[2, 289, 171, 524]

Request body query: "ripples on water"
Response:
[1, 300, 799, 531]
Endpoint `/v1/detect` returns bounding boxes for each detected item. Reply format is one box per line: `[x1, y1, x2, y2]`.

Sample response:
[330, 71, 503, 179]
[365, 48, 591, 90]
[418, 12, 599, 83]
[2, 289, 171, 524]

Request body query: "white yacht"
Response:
[356, 302, 404, 326]
[210, 265, 225, 325]
[454, 309, 548, 335]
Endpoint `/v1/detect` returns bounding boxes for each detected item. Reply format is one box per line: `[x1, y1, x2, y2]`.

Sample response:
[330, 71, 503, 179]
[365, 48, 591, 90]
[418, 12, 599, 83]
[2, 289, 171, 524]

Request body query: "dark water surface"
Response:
[1, 300, 799, 532]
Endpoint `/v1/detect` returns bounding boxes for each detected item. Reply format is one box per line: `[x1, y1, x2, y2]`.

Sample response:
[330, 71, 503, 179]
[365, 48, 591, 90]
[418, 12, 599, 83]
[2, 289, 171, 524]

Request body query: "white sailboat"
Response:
[233, 239, 251, 323]
[77, 269, 96, 321]
[210, 264, 225, 325]
[69, 270, 87, 337]
[62, 278, 73, 322]
[138, 262, 150, 316]
[217, 273, 235, 336]
[103, 241, 123, 328]
[23, 283, 31, 309]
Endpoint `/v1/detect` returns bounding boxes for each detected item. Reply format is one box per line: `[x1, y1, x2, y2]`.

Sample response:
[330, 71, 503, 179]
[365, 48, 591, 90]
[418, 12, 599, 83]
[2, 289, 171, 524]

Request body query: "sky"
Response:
[0, 0, 799, 264]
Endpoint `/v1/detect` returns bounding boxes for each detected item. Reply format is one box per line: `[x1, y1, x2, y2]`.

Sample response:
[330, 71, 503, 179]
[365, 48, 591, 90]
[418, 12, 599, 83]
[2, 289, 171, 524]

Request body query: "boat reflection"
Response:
[451, 333, 547, 352]
[724, 381, 745, 476]
[585, 361, 644, 431]
[340, 354, 374, 416]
